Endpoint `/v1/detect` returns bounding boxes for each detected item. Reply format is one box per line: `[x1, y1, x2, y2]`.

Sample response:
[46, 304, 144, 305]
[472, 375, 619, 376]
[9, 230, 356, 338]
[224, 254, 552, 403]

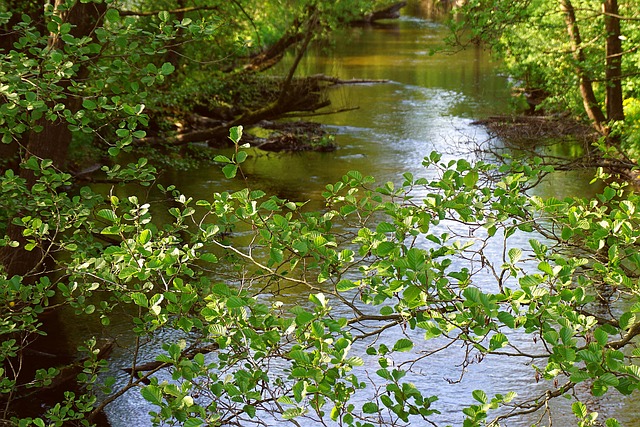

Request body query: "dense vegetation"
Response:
[1, 1, 640, 427]
[449, 0, 640, 159]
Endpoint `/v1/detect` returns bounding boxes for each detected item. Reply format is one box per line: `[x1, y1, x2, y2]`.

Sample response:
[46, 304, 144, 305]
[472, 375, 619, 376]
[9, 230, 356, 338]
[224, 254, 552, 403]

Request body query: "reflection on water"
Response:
[94, 2, 640, 426]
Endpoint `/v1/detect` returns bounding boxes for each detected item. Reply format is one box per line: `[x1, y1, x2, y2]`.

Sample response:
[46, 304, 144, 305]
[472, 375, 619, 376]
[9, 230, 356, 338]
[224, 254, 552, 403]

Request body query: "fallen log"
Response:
[352, 1, 408, 24]
[308, 74, 391, 85]
[139, 72, 389, 148]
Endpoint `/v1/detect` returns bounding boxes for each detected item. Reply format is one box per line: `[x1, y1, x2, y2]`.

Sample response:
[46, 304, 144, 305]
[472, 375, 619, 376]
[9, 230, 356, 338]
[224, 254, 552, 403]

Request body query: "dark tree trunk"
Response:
[560, 0, 608, 135]
[603, 0, 624, 121]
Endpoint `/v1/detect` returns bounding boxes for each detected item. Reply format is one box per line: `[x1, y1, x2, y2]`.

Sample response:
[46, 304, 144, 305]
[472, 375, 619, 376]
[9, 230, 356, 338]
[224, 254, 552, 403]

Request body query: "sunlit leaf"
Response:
[393, 338, 414, 352]
[472, 389, 487, 404]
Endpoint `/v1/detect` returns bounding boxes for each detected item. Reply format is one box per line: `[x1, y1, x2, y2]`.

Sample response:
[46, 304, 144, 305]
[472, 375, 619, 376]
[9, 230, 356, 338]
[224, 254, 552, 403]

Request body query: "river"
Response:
[75, 1, 639, 426]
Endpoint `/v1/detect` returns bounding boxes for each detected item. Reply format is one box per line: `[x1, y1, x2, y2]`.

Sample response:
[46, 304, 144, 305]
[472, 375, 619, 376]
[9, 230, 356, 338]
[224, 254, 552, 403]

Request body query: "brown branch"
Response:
[121, 342, 220, 377]
[278, 12, 318, 106]
[608, 321, 640, 349]
[88, 350, 172, 422]
[576, 8, 640, 20]
[243, 32, 305, 72]
[118, 6, 220, 17]
[352, 319, 405, 341]
[492, 381, 574, 423]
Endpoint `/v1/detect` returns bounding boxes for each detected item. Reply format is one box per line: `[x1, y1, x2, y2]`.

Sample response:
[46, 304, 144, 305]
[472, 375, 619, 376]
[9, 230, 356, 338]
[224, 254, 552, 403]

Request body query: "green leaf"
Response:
[138, 229, 152, 245]
[282, 407, 306, 420]
[309, 293, 327, 308]
[572, 401, 587, 419]
[603, 186, 616, 201]
[591, 379, 608, 396]
[131, 292, 148, 307]
[464, 170, 479, 188]
[200, 253, 218, 263]
[497, 311, 515, 328]
[600, 372, 619, 386]
[376, 222, 396, 233]
[105, 8, 120, 22]
[270, 247, 283, 264]
[236, 151, 248, 163]
[82, 99, 97, 110]
[226, 296, 245, 308]
[472, 389, 488, 404]
[538, 261, 554, 275]
[261, 199, 279, 211]
[594, 328, 608, 346]
[403, 285, 422, 302]
[561, 227, 573, 240]
[570, 371, 591, 384]
[489, 333, 508, 350]
[97, 209, 117, 223]
[141, 385, 163, 405]
[160, 62, 175, 75]
[183, 419, 203, 427]
[294, 310, 314, 326]
[508, 247, 522, 264]
[393, 338, 414, 352]
[346, 356, 364, 366]
[214, 155, 231, 163]
[606, 418, 623, 427]
[406, 248, 425, 270]
[336, 279, 357, 291]
[376, 241, 396, 257]
[229, 126, 243, 144]
[559, 327, 573, 345]
[158, 10, 170, 22]
[362, 402, 379, 414]
[222, 164, 238, 179]
[330, 405, 340, 421]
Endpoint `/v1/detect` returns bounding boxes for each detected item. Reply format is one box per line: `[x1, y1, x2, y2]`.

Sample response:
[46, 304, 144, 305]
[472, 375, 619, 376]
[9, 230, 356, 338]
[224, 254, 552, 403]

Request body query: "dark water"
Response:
[57, 2, 639, 426]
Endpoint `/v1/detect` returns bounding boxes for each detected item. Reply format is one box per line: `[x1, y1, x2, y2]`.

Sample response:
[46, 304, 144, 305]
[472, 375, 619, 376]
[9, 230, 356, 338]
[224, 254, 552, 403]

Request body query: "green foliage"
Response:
[448, 0, 640, 129]
[619, 97, 640, 158]
[4, 122, 640, 426]
[3, 1, 640, 427]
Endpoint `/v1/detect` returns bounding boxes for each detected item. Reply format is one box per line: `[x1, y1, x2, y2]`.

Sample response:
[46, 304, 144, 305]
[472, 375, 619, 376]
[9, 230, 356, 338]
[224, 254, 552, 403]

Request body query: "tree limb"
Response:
[119, 6, 221, 17]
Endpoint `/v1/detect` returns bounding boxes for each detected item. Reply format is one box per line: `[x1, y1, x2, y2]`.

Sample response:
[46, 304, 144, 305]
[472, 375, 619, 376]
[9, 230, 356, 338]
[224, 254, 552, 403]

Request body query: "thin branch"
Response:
[118, 6, 220, 17]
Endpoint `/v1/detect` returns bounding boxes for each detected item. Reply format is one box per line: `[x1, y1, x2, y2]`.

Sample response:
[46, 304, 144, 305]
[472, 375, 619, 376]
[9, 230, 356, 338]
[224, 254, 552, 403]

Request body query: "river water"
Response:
[91, 2, 640, 426]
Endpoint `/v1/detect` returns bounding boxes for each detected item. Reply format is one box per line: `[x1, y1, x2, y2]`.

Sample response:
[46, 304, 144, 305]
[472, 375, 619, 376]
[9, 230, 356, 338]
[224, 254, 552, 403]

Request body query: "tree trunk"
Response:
[603, 0, 624, 121]
[559, 0, 608, 135]
[243, 32, 305, 72]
